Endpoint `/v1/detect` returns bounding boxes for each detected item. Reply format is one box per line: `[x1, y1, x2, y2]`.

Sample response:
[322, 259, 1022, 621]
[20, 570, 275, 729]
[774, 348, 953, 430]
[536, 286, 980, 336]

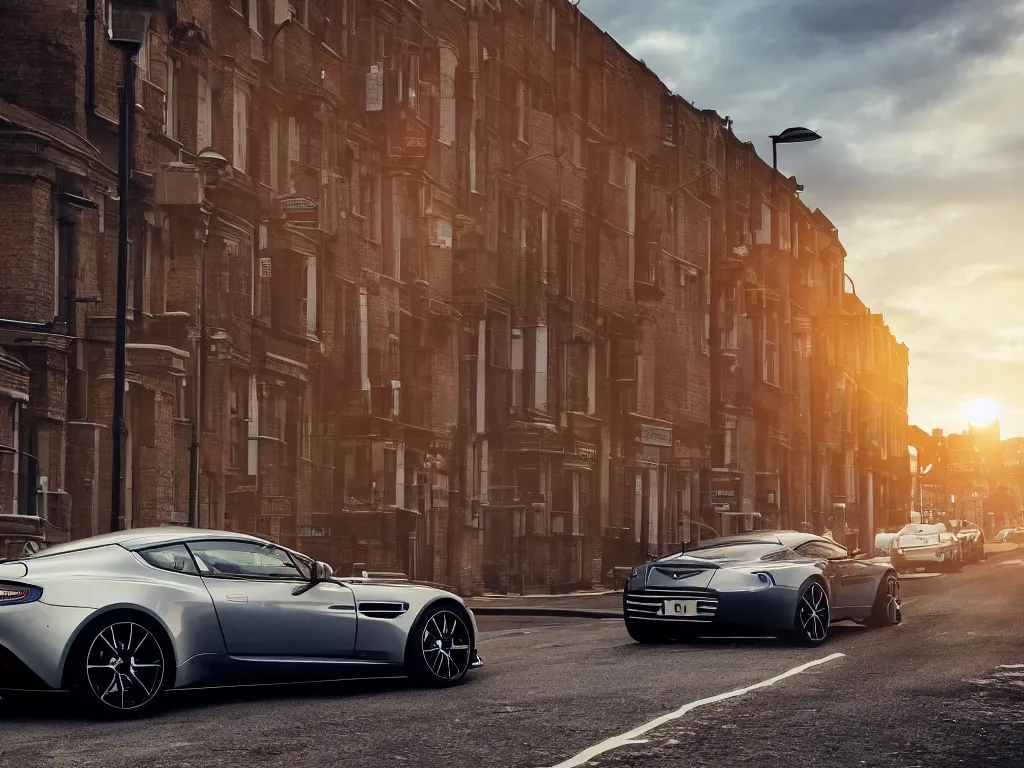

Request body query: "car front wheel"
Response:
[405, 605, 473, 687]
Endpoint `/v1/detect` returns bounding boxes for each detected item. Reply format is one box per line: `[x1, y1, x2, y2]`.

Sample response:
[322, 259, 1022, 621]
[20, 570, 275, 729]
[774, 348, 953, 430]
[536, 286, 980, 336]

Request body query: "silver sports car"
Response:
[623, 531, 901, 646]
[0, 527, 482, 716]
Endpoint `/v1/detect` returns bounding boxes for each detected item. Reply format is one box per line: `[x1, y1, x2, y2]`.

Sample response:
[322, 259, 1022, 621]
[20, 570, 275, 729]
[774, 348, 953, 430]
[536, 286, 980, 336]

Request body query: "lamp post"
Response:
[769, 126, 822, 172]
[107, 0, 152, 533]
[187, 148, 228, 528]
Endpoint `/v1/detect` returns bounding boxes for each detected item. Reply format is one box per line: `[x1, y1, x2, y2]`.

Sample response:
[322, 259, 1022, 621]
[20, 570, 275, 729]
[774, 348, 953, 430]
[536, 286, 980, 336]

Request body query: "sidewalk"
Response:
[465, 591, 623, 619]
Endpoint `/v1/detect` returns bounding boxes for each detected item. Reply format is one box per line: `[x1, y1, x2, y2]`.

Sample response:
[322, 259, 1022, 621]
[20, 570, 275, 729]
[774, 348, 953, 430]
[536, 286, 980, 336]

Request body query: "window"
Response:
[197, 74, 212, 150]
[288, 0, 308, 26]
[303, 255, 317, 335]
[563, 342, 590, 413]
[188, 540, 306, 580]
[439, 47, 457, 145]
[164, 60, 177, 140]
[138, 544, 199, 575]
[796, 540, 849, 560]
[516, 81, 531, 143]
[762, 311, 779, 386]
[758, 201, 772, 245]
[247, 0, 259, 34]
[233, 85, 250, 173]
[268, 110, 280, 190]
[228, 375, 247, 469]
[135, 29, 151, 83]
[661, 92, 675, 145]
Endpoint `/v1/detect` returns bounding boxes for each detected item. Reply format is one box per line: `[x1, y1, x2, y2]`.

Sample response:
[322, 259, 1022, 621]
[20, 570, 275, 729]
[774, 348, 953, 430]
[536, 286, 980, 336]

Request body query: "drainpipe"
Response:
[85, 0, 96, 114]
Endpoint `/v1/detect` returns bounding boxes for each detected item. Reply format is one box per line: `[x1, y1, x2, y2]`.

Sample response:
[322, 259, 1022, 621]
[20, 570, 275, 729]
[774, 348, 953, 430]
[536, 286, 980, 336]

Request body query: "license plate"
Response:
[661, 599, 700, 617]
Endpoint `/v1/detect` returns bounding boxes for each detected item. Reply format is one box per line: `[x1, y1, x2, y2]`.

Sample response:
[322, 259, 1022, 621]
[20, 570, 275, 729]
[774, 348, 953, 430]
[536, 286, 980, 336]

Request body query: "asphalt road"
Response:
[2, 555, 1023, 768]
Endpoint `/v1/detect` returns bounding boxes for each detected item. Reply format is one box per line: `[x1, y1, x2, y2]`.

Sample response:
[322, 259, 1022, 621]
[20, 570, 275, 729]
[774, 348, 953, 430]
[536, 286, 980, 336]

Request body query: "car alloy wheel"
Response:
[795, 582, 830, 646]
[83, 621, 166, 713]
[884, 575, 902, 625]
[419, 609, 472, 683]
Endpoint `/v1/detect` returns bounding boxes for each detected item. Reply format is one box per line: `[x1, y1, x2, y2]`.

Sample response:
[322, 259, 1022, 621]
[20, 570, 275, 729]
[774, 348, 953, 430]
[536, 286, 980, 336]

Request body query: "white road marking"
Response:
[544, 653, 846, 768]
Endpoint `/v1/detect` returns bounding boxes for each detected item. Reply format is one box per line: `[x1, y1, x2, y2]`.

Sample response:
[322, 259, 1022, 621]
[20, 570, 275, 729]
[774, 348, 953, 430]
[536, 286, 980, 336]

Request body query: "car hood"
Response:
[333, 577, 462, 598]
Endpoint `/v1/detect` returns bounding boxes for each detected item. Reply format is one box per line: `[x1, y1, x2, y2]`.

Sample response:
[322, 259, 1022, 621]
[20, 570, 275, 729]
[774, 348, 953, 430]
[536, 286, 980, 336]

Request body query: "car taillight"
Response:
[0, 583, 41, 606]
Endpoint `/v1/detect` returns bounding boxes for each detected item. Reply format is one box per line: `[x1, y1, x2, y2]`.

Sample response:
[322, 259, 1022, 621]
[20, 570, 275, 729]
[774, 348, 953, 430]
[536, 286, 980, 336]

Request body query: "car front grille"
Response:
[624, 589, 719, 622]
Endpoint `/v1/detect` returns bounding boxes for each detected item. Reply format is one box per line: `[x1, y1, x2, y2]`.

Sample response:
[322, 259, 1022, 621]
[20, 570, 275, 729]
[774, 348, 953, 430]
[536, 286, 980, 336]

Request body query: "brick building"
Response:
[0, 0, 908, 591]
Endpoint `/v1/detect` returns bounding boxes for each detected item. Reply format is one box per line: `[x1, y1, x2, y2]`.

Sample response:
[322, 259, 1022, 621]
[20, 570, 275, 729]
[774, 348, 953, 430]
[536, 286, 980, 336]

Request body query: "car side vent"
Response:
[358, 601, 409, 619]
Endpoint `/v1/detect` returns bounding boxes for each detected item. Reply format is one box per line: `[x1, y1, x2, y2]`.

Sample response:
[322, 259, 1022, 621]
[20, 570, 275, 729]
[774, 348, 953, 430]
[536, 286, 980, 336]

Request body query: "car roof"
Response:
[28, 527, 271, 559]
[689, 530, 824, 550]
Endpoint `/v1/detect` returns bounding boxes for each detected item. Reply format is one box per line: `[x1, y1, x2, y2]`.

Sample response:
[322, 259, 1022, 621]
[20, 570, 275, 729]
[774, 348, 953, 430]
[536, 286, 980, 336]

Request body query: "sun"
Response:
[962, 398, 1000, 427]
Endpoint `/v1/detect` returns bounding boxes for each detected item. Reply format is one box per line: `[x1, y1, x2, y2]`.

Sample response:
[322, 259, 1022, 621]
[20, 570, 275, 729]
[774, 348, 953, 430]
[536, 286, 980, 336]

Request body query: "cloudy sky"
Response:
[581, 0, 1024, 438]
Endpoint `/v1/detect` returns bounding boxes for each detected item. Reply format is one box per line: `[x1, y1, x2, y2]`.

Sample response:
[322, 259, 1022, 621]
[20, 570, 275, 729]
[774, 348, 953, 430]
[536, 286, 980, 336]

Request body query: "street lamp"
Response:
[769, 126, 822, 172]
[107, 0, 153, 533]
[187, 148, 228, 528]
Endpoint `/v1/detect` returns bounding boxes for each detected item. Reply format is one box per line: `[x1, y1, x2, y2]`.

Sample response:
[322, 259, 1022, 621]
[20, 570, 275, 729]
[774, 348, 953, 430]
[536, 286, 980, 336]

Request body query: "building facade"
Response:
[0, 0, 909, 587]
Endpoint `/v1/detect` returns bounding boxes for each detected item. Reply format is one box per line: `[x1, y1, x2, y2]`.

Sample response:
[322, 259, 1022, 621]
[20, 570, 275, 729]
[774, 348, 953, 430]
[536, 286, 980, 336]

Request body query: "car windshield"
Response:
[676, 543, 787, 562]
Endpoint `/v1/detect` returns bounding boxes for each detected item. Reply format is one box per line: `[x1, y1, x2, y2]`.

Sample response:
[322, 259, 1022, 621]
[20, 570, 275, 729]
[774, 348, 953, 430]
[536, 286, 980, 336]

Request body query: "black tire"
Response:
[65, 611, 172, 718]
[404, 603, 474, 688]
[784, 580, 830, 647]
[624, 619, 672, 644]
[865, 572, 902, 628]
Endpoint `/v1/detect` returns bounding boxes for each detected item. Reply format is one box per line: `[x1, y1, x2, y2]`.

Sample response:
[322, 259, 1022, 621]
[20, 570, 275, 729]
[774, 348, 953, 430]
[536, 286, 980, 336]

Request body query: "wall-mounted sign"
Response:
[366, 64, 383, 111]
[279, 195, 319, 225]
[704, 470, 741, 514]
[640, 425, 672, 447]
[575, 441, 597, 462]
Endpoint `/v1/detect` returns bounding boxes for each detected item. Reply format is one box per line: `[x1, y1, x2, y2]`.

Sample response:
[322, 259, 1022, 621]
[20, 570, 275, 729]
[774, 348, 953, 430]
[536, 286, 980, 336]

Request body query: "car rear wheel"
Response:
[866, 573, 902, 628]
[405, 605, 473, 687]
[785, 581, 830, 647]
[68, 613, 171, 718]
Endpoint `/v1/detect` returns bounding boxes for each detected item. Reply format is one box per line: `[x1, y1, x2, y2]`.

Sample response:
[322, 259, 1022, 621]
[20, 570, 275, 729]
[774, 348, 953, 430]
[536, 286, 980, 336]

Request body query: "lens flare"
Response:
[962, 398, 1000, 427]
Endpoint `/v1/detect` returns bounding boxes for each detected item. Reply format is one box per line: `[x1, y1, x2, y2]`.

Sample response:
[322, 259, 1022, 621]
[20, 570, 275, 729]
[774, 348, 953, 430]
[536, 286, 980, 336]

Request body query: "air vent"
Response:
[358, 601, 409, 619]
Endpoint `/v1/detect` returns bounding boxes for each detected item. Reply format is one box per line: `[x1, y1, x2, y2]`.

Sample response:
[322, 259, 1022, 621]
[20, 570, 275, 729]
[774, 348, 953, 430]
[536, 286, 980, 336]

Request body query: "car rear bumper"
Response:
[623, 587, 798, 634]
[892, 545, 956, 569]
[0, 601, 93, 690]
[0, 643, 54, 692]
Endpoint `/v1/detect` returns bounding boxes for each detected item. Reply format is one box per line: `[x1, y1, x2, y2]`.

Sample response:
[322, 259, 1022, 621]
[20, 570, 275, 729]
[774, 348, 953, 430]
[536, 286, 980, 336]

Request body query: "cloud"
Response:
[580, 0, 1024, 437]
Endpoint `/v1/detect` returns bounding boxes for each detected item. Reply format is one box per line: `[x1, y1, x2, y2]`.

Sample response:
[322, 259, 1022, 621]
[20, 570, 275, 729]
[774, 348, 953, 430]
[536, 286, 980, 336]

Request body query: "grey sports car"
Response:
[0, 527, 482, 716]
[623, 531, 901, 646]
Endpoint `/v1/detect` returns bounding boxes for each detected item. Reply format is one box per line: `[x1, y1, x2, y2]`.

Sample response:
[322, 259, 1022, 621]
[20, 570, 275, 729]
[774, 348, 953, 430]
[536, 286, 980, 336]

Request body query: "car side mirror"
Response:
[314, 561, 333, 582]
[293, 560, 333, 596]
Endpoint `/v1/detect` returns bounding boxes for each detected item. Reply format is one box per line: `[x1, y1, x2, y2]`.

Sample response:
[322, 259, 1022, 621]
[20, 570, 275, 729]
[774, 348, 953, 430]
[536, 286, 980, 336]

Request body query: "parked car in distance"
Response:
[995, 527, 1024, 545]
[891, 523, 962, 574]
[944, 520, 985, 564]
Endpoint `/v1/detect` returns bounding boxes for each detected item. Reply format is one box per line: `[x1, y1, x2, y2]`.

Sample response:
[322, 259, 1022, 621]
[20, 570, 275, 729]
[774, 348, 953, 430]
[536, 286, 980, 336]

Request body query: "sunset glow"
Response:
[962, 398, 1000, 427]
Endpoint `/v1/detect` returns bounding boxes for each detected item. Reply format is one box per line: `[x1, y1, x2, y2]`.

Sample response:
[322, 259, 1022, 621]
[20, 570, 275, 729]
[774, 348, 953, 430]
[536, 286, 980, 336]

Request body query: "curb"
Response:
[468, 607, 622, 620]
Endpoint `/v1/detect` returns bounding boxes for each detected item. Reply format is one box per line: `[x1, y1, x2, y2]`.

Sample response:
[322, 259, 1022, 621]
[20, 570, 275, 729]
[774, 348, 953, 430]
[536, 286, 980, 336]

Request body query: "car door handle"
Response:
[227, 594, 248, 603]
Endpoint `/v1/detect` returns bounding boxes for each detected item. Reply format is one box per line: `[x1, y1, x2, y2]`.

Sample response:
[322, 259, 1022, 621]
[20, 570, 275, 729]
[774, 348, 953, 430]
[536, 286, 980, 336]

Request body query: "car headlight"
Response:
[896, 548, 904, 555]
